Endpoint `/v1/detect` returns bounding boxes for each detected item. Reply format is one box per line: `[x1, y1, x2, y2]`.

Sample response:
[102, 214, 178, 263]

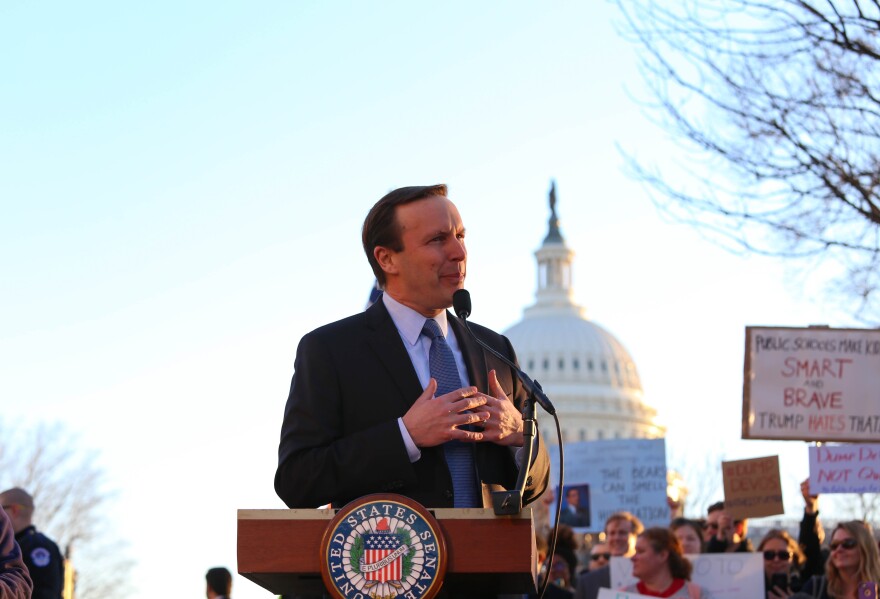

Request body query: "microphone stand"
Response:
[451, 289, 564, 599]
[492, 388, 536, 516]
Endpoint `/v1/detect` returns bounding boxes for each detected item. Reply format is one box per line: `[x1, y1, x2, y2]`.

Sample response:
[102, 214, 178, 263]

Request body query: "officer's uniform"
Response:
[15, 525, 63, 599]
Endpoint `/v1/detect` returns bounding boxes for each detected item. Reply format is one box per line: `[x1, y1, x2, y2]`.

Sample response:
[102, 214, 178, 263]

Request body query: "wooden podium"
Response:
[238, 505, 537, 597]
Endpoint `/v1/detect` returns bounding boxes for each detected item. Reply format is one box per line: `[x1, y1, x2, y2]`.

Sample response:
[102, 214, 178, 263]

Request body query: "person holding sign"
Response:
[795, 521, 880, 599]
[621, 527, 713, 598]
[757, 529, 805, 598]
[797, 479, 828, 582]
[705, 501, 753, 553]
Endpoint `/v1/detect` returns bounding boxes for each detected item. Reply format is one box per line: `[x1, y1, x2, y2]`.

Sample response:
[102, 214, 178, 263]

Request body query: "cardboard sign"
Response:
[609, 553, 764, 599]
[722, 455, 784, 519]
[549, 438, 667, 531]
[743, 326, 880, 442]
[809, 443, 880, 493]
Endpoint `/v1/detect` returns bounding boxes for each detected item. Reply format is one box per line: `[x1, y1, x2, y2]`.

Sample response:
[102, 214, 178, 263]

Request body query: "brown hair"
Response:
[758, 529, 805, 567]
[605, 511, 645, 536]
[827, 521, 880, 596]
[640, 527, 693, 580]
[670, 518, 703, 545]
[361, 184, 448, 287]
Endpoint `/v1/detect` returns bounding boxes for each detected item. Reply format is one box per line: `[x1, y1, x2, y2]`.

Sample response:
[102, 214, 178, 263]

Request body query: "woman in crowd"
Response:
[758, 529, 805, 598]
[621, 527, 713, 598]
[796, 520, 880, 599]
[670, 518, 704, 555]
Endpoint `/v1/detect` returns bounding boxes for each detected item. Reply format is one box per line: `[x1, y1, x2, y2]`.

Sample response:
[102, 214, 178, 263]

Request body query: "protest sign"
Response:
[608, 556, 637, 589]
[609, 553, 763, 599]
[549, 438, 667, 530]
[722, 455, 784, 519]
[598, 589, 649, 599]
[692, 553, 764, 599]
[743, 326, 880, 442]
[809, 443, 880, 493]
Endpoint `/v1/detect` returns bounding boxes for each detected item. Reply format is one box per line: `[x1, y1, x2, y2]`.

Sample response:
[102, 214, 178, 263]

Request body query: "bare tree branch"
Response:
[0, 421, 133, 599]
[612, 0, 880, 321]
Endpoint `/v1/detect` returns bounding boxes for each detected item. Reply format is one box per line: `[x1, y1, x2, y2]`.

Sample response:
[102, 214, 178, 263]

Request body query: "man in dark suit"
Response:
[275, 184, 549, 510]
[559, 487, 589, 527]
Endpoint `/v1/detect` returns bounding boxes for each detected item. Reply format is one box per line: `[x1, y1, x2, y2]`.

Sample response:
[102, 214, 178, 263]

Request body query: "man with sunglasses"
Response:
[587, 542, 610, 571]
[574, 512, 644, 599]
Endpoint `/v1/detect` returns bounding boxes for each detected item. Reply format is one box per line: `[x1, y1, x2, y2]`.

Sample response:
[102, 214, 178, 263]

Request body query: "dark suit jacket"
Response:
[574, 566, 610, 599]
[274, 299, 550, 509]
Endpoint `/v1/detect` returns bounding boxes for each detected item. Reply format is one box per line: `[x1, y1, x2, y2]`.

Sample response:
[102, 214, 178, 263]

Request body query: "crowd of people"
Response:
[535, 479, 880, 599]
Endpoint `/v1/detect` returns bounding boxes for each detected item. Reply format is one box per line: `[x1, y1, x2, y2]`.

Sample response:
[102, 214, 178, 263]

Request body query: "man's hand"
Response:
[402, 379, 489, 447]
[716, 511, 736, 543]
[476, 370, 525, 447]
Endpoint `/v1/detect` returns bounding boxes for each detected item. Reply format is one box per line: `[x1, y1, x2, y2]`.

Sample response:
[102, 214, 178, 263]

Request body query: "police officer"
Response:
[0, 488, 64, 599]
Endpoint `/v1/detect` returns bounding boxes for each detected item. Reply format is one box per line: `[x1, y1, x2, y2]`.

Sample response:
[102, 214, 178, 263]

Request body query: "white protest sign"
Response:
[549, 438, 667, 531]
[598, 588, 651, 599]
[743, 326, 880, 442]
[609, 553, 763, 599]
[609, 556, 637, 589]
[809, 443, 880, 493]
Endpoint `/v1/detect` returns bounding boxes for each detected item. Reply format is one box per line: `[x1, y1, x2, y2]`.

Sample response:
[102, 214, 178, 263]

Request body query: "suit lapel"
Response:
[364, 300, 424, 410]
[447, 311, 488, 393]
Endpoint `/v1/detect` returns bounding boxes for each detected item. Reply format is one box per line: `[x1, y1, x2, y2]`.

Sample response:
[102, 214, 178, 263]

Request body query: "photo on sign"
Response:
[557, 484, 590, 529]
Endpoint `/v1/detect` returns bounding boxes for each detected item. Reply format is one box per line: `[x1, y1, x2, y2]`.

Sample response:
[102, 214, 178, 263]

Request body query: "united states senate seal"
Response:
[320, 494, 447, 599]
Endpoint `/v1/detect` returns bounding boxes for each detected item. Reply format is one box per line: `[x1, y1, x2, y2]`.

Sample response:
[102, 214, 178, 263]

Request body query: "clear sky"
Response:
[0, 2, 860, 598]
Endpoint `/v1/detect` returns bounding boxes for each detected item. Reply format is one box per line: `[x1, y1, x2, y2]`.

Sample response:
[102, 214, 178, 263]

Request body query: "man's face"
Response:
[606, 518, 636, 557]
[589, 542, 611, 571]
[566, 489, 579, 507]
[379, 196, 466, 316]
[705, 509, 722, 541]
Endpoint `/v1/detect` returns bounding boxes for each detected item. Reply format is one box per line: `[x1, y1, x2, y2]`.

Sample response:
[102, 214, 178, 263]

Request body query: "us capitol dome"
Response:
[503, 182, 666, 444]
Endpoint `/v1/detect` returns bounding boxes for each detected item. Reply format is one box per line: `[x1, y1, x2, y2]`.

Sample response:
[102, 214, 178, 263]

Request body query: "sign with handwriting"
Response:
[721, 455, 783, 519]
[608, 553, 764, 599]
[809, 443, 880, 493]
[549, 438, 667, 531]
[743, 326, 880, 442]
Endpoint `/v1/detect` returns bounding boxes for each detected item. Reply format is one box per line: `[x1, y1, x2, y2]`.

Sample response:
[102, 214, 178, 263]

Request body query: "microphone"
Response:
[453, 288, 471, 319]
[452, 289, 556, 416]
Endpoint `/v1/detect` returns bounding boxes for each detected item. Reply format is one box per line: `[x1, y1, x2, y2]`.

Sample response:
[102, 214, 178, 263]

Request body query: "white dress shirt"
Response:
[383, 292, 472, 462]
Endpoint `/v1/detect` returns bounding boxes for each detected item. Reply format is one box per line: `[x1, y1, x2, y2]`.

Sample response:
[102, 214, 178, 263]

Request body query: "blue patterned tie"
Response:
[421, 318, 480, 508]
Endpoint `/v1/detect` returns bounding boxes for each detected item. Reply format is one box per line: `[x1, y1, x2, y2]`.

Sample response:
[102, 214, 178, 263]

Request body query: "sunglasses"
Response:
[763, 550, 791, 561]
[590, 553, 611, 561]
[830, 538, 858, 552]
